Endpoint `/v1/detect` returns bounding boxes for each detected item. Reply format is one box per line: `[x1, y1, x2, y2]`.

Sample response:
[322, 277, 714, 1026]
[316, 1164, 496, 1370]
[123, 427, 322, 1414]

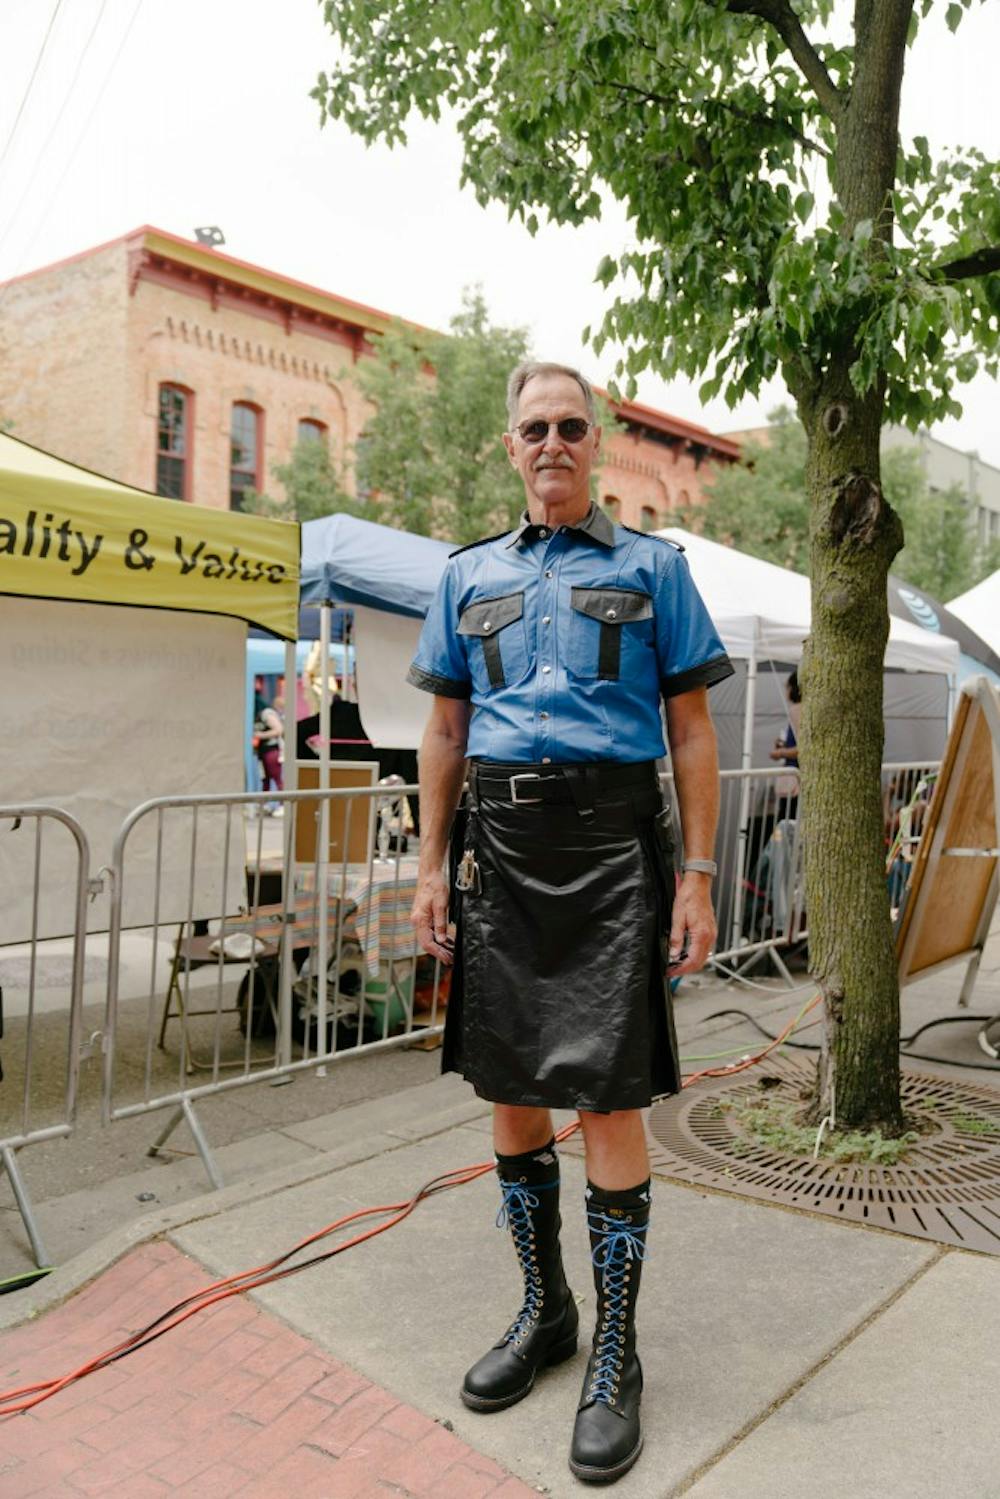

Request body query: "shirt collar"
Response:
[505, 501, 615, 550]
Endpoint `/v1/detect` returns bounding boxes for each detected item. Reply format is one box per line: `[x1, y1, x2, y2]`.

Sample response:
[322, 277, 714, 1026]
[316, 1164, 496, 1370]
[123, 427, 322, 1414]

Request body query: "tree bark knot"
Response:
[822, 402, 848, 437]
[828, 471, 883, 547]
[824, 985, 845, 1024]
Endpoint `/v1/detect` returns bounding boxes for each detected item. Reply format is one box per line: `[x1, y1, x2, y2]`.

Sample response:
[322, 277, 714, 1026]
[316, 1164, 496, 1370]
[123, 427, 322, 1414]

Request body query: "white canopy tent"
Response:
[656, 526, 960, 774]
[948, 570, 1000, 660]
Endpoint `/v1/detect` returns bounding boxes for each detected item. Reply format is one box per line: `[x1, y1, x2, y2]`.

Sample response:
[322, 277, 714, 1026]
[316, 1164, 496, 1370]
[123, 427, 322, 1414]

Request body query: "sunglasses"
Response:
[515, 417, 592, 445]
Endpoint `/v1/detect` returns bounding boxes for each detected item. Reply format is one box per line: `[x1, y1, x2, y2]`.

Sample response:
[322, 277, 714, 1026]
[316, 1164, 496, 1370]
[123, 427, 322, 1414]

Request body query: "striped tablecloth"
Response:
[299, 857, 419, 974]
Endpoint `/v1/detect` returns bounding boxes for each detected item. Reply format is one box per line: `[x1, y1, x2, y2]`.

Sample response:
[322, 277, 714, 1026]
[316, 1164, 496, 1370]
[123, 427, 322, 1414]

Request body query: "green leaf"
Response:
[595, 255, 617, 288]
[794, 191, 814, 225]
[945, 3, 962, 31]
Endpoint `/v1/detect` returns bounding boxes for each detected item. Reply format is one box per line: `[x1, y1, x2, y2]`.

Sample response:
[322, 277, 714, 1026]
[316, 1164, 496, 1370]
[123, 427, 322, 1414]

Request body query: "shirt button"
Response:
[541, 757, 551, 764]
[538, 527, 549, 539]
[606, 609, 617, 619]
[541, 665, 551, 674]
[540, 711, 549, 720]
[544, 569, 553, 579]
[542, 615, 551, 625]
[483, 621, 492, 631]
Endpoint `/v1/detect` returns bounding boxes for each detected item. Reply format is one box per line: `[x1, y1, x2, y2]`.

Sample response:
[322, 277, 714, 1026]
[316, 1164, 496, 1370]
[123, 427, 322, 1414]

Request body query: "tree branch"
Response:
[726, 0, 845, 121]
[593, 76, 831, 159]
[932, 245, 1000, 283]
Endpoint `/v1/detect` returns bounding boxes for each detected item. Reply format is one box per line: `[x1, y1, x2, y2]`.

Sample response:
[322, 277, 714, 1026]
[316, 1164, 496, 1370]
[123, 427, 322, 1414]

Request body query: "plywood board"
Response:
[294, 761, 378, 869]
[897, 678, 1000, 985]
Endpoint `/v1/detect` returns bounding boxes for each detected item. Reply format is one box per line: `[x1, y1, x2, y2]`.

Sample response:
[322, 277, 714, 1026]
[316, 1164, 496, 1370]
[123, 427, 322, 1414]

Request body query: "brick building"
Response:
[0, 226, 739, 529]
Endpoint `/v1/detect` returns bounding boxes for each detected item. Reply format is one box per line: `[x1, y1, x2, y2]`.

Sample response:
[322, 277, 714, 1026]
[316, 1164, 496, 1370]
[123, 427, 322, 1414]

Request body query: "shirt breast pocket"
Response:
[567, 586, 654, 681]
[457, 592, 529, 692]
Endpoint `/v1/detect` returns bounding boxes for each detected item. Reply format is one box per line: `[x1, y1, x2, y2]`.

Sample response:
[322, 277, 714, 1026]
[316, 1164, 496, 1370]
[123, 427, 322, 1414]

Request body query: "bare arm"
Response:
[664, 686, 721, 976]
[411, 694, 471, 964]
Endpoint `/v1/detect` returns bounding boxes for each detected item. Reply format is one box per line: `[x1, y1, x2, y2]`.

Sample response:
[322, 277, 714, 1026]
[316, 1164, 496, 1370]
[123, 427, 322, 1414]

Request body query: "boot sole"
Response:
[460, 1330, 578, 1413]
[568, 1433, 644, 1485]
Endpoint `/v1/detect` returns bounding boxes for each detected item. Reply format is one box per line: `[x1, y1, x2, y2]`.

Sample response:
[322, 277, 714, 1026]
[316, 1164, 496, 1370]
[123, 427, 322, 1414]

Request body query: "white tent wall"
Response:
[711, 659, 949, 772]
[1, 597, 247, 942]
[352, 605, 428, 751]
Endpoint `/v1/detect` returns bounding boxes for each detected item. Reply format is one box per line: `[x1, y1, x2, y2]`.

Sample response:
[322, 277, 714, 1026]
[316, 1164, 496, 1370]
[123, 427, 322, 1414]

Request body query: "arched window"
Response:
[640, 504, 659, 532]
[230, 402, 262, 511]
[297, 418, 327, 446]
[156, 383, 192, 500]
[602, 494, 621, 521]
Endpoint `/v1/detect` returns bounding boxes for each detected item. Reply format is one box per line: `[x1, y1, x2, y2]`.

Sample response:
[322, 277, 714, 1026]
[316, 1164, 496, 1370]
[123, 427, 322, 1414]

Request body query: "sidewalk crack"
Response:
[669, 1243, 951, 1496]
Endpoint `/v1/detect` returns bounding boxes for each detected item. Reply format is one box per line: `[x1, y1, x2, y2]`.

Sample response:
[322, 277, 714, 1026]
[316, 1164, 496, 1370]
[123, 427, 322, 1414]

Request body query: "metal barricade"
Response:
[660, 760, 941, 981]
[0, 806, 90, 1266]
[660, 766, 804, 980]
[102, 785, 446, 1188]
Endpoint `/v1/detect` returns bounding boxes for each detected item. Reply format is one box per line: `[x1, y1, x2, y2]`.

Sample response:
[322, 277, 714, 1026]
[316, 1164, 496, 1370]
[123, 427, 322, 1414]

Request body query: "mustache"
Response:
[533, 455, 575, 471]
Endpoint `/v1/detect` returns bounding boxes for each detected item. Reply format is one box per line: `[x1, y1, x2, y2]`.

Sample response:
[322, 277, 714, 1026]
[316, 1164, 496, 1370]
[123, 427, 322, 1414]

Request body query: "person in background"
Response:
[254, 690, 284, 814]
[770, 668, 801, 768]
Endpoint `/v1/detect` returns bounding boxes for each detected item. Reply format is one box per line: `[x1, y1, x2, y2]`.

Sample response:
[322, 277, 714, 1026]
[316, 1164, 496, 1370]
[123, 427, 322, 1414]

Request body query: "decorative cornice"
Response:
[161, 315, 346, 386]
[127, 237, 378, 360]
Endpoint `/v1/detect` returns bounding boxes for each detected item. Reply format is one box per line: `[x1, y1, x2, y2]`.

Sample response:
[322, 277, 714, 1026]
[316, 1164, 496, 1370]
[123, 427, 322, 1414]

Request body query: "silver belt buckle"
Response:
[510, 772, 543, 804]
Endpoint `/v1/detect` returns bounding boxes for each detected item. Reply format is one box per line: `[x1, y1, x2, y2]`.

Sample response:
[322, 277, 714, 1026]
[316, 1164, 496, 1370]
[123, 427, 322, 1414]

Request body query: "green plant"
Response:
[727, 1090, 922, 1165]
[951, 1112, 1000, 1137]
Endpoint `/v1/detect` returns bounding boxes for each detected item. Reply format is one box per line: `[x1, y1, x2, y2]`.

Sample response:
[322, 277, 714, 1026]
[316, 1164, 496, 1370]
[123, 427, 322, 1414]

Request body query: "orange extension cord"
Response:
[0, 994, 820, 1419]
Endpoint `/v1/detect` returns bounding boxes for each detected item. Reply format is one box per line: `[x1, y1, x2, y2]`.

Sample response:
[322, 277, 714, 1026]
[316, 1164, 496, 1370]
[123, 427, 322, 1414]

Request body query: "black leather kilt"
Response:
[441, 760, 681, 1112]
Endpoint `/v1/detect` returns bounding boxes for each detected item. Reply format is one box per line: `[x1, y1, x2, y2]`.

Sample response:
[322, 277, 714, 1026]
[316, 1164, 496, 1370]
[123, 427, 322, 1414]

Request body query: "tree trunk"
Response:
[788, 2, 916, 1134]
[798, 369, 905, 1132]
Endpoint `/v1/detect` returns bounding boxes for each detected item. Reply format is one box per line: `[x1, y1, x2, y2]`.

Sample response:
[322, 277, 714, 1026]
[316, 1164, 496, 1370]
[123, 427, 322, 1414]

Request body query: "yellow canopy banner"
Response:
[0, 434, 300, 640]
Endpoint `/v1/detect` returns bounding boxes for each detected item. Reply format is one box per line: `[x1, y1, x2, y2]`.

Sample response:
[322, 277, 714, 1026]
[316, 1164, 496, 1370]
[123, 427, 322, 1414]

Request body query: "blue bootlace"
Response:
[586, 1208, 648, 1407]
[496, 1179, 558, 1348]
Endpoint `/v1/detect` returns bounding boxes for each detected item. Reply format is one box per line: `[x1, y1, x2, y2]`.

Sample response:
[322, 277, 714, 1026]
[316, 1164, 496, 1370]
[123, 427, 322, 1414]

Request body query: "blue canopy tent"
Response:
[299, 513, 453, 617]
[245, 512, 452, 788]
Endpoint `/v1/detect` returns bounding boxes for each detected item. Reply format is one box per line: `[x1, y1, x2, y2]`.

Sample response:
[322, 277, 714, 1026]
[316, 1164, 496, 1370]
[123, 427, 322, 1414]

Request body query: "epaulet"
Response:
[447, 530, 514, 559]
[619, 526, 685, 552]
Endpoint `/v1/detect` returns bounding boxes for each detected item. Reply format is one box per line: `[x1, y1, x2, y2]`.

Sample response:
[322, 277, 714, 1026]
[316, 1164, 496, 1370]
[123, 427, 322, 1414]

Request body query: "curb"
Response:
[0, 1084, 490, 1331]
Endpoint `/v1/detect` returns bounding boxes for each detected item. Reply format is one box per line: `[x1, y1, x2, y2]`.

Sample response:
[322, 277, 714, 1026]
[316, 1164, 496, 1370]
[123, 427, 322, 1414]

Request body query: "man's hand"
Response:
[668, 873, 717, 976]
[410, 694, 469, 967]
[411, 868, 455, 965]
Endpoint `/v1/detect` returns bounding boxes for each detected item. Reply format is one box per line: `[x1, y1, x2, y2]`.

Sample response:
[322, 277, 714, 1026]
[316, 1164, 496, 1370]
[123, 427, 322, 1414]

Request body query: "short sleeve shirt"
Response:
[407, 504, 733, 763]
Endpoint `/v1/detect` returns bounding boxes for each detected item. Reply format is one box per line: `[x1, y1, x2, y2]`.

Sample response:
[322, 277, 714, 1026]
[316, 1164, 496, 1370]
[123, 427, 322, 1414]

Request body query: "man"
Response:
[408, 362, 732, 1485]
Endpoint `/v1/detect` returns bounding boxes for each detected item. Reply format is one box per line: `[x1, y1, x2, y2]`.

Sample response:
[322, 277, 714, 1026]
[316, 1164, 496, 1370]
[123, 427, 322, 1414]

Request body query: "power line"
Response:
[0, 0, 68, 176]
[0, 0, 113, 256]
[0, 0, 145, 304]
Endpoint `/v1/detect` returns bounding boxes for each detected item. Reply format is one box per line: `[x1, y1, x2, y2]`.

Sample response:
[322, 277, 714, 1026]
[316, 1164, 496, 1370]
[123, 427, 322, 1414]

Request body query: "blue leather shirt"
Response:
[407, 504, 733, 763]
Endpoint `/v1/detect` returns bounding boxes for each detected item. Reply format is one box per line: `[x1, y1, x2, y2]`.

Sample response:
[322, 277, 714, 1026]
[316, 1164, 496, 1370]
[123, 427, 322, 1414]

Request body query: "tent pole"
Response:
[730, 624, 758, 950]
[277, 635, 298, 1071]
[313, 601, 332, 1073]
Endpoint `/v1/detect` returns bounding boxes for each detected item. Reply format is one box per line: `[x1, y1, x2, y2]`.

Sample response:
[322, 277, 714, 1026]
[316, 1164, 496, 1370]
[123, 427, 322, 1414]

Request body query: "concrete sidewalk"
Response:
[4, 1063, 1000, 1498]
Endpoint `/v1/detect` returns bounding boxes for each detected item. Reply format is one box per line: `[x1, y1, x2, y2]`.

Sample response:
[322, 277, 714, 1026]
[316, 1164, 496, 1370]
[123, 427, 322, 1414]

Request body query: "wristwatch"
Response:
[682, 858, 718, 878]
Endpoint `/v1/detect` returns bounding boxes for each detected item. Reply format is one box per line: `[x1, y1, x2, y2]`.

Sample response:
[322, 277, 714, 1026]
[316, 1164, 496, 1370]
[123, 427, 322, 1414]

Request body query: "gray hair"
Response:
[505, 361, 596, 428]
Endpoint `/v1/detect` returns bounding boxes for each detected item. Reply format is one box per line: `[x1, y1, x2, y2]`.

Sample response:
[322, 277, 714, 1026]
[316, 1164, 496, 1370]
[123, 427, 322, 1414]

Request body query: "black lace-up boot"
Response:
[569, 1179, 650, 1484]
[461, 1139, 578, 1412]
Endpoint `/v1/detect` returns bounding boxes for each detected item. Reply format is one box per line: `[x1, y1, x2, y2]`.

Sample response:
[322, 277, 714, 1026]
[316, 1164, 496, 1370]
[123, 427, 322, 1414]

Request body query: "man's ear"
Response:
[502, 431, 517, 467]
[591, 424, 602, 462]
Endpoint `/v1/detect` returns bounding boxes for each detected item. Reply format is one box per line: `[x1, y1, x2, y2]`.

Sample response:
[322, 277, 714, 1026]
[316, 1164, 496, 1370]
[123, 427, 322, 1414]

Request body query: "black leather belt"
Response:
[469, 760, 658, 808]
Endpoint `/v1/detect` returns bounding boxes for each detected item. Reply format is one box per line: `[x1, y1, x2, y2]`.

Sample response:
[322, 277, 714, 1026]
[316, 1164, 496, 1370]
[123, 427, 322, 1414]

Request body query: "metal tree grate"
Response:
[647, 1059, 1000, 1255]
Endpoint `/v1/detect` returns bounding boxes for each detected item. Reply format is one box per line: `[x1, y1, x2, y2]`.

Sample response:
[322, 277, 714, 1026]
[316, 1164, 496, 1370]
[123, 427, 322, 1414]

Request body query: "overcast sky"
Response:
[1, 0, 997, 462]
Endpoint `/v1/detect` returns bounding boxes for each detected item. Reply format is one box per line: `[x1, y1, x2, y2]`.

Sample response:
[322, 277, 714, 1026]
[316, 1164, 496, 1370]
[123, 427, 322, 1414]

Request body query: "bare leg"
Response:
[493, 1102, 555, 1156]
[577, 1108, 648, 1189]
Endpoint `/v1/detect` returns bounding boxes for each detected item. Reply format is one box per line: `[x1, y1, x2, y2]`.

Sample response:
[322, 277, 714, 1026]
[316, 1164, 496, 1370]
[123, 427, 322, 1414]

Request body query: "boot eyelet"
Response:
[609, 1397, 616, 1406]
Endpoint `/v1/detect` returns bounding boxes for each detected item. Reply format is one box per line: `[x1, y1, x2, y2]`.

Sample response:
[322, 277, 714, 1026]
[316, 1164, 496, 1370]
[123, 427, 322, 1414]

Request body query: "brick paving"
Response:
[0, 1242, 537, 1498]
